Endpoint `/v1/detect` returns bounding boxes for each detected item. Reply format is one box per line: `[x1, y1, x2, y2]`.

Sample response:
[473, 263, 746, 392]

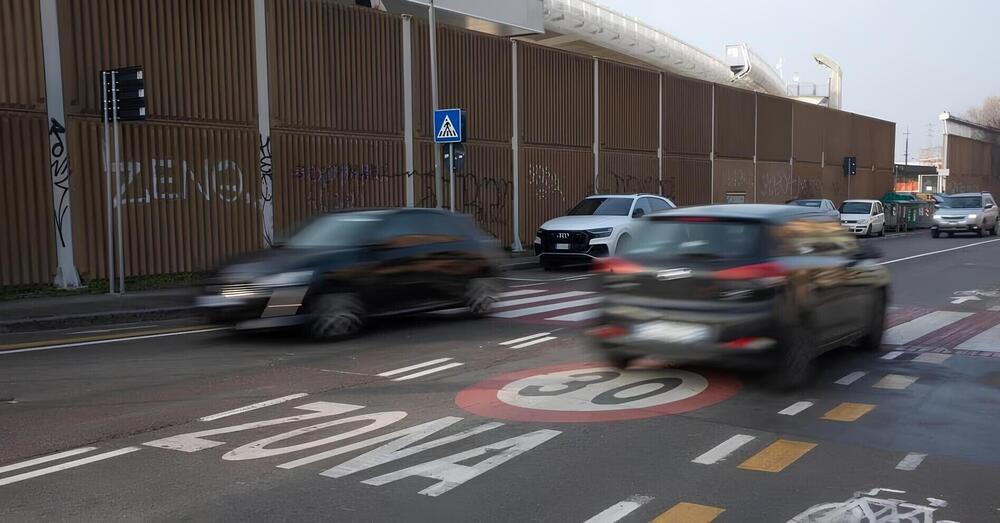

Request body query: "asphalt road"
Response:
[2, 230, 1000, 522]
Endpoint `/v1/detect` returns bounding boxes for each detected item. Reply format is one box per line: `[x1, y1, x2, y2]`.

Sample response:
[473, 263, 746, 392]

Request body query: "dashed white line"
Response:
[377, 358, 454, 378]
[883, 311, 973, 346]
[913, 353, 951, 364]
[583, 494, 654, 523]
[879, 238, 1000, 265]
[198, 393, 310, 422]
[498, 289, 547, 298]
[880, 351, 904, 360]
[692, 434, 756, 465]
[492, 297, 602, 318]
[0, 447, 142, 487]
[392, 362, 465, 381]
[492, 291, 594, 308]
[500, 332, 551, 346]
[509, 336, 557, 349]
[545, 309, 601, 322]
[895, 452, 927, 471]
[778, 401, 814, 416]
[0, 447, 97, 475]
[0, 327, 229, 356]
[873, 374, 918, 390]
[954, 323, 1000, 353]
[835, 371, 867, 385]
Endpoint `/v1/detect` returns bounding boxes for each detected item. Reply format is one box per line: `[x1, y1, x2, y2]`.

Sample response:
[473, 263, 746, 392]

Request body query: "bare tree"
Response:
[967, 95, 1000, 129]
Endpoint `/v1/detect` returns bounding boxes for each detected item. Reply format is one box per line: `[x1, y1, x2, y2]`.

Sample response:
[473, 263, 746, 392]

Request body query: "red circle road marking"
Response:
[455, 361, 741, 423]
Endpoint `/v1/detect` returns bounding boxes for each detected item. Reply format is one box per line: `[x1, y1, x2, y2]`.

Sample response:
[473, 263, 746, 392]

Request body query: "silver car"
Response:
[787, 199, 840, 221]
[931, 192, 1000, 238]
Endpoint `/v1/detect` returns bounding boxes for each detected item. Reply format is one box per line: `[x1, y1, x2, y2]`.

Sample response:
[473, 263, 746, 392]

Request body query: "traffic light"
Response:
[843, 156, 857, 176]
[102, 66, 146, 122]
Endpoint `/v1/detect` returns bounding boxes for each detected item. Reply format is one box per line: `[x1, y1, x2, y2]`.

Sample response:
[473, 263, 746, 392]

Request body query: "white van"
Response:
[839, 199, 885, 237]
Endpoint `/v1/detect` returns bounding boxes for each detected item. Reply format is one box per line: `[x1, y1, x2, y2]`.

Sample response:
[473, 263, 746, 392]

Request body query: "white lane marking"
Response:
[583, 494, 654, 523]
[71, 324, 159, 334]
[692, 434, 756, 465]
[431, 307, 467, 315]
[545, 309, 601, 322]
[392, 362, 465, 382]
[377, 358, 454, 378]
[0, 327, 230, 356]
[881, 351, 904, 360]
[492, 297, 602, 318]
[778, 401, 814, 416]
[954, 323, 1000, 353]
[500, 332, 551, 346]
[873, 374, 918, 390]
[0, 447, 97, 475]
[883, 311, 973, 346]
[498, 289, 547, 298]
[509, 336, 557, 350]
[989, 306, 1000, 312]
[835, 371, 867, 385]
[913, 353, 951, 364]
[895, 452, 927, 471]
[198, 393, 310, 422]
[951, 296, 981, 304]
[493, 291, 594, 308]
[0, 447, 141, 487]
[879, 238, 1000, 265]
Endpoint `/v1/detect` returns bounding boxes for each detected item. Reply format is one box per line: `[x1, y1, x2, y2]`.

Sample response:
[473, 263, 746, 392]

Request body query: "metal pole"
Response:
[111, 70, 125, 294]
[449, 143, 455, 211]
[593, 58, 599, 193]
[101, 71, 114, 294]
[429, 0, 442, 208]
[510, 40, 523, 252]
[710, 83, 716, 204]
[402, 15, 415, 207]
[657, 73, 663, 196]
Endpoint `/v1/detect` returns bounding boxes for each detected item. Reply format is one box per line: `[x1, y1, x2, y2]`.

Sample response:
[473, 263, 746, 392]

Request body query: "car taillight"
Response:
[713, 262, 787, 281]
[593, 257, 644, 274]
[585, 325, 627, 339]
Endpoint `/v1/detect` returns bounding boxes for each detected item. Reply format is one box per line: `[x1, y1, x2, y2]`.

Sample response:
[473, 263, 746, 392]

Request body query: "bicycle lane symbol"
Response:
[790, 488, 959, 523]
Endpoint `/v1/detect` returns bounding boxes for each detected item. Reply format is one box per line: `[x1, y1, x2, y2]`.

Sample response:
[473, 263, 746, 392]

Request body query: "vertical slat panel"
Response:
[851, 115, 874, 170]
[0, 0, 46, 110]
[756, 94, 792, 162]
[793, 102, 824, 164]
[520, 43, 593, 148]
[822, 165, 848, 205]
[663, 157, 711, 206]
[791, 162, 824, 201]
[662, 73, 712, 156]
[713, 159, 754, 203]
[756, 161, 793, 203]
[714, 85, 755, 159]
[599, 61, 657, 152]
[599, 151, 658, 194]
[520, 146, 593, 243]
[824, 109, 853, 166]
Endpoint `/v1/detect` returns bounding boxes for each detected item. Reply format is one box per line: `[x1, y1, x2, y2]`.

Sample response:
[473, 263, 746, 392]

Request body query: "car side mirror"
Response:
[632, 209, 645, 218]
[986, 203, 995, 210]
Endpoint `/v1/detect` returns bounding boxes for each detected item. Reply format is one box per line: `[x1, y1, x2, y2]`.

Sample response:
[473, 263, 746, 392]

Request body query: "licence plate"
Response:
[196, 295, 242, 307]
[632, 320, 709, 344]
[555, 243, 570, 250]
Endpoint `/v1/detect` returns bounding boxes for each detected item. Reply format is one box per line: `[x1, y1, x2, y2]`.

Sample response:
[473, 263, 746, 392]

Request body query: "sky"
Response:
[599, 0, 1000, 162]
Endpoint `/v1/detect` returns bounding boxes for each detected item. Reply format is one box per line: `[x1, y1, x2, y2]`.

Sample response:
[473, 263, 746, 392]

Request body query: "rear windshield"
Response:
[840, 202, 873, 214]
[624, 219, 764, 260]
[789, 200, 821, 207]
[941, 196, 983, 209]
[568, 197, 632, 216]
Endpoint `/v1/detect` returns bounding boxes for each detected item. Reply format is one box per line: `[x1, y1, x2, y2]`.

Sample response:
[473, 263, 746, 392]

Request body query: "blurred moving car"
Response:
[839, 199, 886, 237]
[197, 209, 504, 338]
[786, 198, 840, 221]
[534, 194, 676, 269]
[587, 204, 889, 385]
[931, 192, 999, 238]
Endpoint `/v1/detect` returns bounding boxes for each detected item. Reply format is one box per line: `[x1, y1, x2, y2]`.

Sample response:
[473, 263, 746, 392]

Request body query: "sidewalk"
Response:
[0, 254, 538, 333]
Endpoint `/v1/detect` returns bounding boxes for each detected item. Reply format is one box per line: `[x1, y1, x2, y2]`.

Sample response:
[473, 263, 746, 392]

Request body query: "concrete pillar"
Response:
[593, 58, 599, 193]
[511, 40, 523, 252]
[402, 15, 415, 207]
[253, 0, 274, 246]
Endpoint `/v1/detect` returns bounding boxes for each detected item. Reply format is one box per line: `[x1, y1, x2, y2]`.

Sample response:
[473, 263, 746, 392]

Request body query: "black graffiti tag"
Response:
[48, 118, 71, 247]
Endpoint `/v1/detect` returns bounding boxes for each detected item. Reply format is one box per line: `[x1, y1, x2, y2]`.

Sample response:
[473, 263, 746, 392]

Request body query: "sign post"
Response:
[433, 108, 465, 211]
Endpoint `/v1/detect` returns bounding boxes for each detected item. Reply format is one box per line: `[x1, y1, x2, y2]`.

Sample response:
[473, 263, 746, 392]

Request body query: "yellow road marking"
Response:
[737, 439, 816, 473]
[822, 402, 875, 422]
[0, 325, 212, 352]
[651, 502, 725, 523]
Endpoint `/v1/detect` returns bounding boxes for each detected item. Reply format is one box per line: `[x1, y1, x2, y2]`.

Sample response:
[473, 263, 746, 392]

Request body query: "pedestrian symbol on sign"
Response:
[433, 108, 463, 144]
[437, 115, 458, 140]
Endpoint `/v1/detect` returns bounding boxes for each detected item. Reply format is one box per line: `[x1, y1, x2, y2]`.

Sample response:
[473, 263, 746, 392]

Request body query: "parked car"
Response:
[931, 192, 1000, 238]
[534, 194, 676, 269]
[787, 198, 840, 221]
[839, 199, 886, 237]
[586, 204, 889, 386]
[197, 209, 504, 339]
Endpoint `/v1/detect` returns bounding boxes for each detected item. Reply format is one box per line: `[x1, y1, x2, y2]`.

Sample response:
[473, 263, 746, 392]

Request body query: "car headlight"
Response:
[967, 214, 979, 220]
[535, 228, 544, 243]
[256, 270, 313, 287]
[587, 227, 614, 238]
[933, 215, 942, 221]
[858, 218, 869, 224]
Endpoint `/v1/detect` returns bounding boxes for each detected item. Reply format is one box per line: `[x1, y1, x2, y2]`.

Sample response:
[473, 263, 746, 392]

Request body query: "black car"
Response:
[197, 208, 504, 338]
[587, 204, 889, 385]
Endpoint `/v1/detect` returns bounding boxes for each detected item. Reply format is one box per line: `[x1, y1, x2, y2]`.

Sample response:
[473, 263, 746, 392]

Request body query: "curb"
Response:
[0, 306, 198, 334]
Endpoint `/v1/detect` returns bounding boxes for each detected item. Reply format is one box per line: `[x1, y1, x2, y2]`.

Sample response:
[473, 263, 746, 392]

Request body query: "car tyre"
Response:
[977, 226, 986, 238]
[931, 230, 940, 238]
[465, 277, 499, 317]
[992, 220, 999, 236]
[615, 234, 631, 255]
[858, 291, 886, 352]
[308, 293, 364, 340]
[774, 325, 814, 389]
[878, 225, 885, 237]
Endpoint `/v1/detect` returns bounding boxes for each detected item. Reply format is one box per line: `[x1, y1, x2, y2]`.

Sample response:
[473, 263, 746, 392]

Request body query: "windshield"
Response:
[840, 202, 873, 214]
[789, 200, 821, 208]
[941, 196, 983, 209]
[624, 219, 764, 260]
[285, 214, 381, 248]
[568, 197, 633, 216]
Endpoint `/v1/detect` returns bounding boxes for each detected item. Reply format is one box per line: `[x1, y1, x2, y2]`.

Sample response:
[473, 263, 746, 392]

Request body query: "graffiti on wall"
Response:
[527, 164, 566, 205]
[292, 162, 402, 211]
[453, 172, 511, 232]
[48, 118, 71, 247]
[260, 135, 274, 246]
[108, 158, 254, 207]
[606, 171, 659, 195]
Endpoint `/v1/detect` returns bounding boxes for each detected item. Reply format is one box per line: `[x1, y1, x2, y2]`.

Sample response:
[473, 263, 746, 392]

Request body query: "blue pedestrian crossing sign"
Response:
[434, 108, 464, 143]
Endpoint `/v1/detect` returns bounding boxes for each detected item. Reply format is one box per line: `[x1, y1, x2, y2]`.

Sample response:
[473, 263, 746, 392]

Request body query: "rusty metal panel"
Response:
[712, 159, 754, 203]
[520, 43, 593, 148]
[756, 94, 792, 162]
[823, 109, 853, 165]
[412, 22, 511, 143]
[599, 151, 658, 194]
[599, 61, 658, 152]
[851, 115, 874, 170]
[520, 146, 593, 242]
[662, 73, 712, 156]
[273, 130, 405, 238]
[58, 0, 256, 124]
[822, 166, 847, 205]
[0, 111, 55, 285]
[791, 162, 823, 201]
[662, 155, 710, 206]
[872, 169, 893, 198]
[870, 118, 895, 170]
[756, 161, 793, 203]
[269, 0, 402, 133]
[0, 0, 45, 111]
[69, 118, 261, 279]
[948, 135, 992, 176]
[792, 102, 824, 164]
[714, 84, 755, 159]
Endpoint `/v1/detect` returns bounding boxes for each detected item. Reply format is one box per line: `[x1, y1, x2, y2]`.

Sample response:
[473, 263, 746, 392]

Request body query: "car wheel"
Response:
[615, 234, 631, 255]
[857, 291, 886, 352]
[878, 225, 885, 237]
[308, 293, 364, 340]
[946, 232, 954, 238]
[992, 220, 999, 236]
[465, 277, 499, 317]
[931, 230, 940, 238]
[774, 324, 814, 389]
[977, 226, 985, 238]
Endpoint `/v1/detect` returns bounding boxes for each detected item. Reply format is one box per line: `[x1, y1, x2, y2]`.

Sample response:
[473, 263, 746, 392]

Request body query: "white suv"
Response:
[534, 194, 676, 268]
